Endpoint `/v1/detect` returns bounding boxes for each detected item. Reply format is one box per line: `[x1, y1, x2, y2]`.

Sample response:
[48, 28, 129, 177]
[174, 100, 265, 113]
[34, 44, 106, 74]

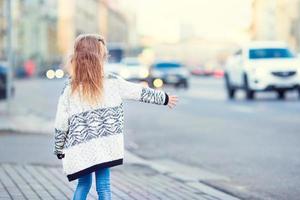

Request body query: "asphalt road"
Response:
[2, 76, 300, 200]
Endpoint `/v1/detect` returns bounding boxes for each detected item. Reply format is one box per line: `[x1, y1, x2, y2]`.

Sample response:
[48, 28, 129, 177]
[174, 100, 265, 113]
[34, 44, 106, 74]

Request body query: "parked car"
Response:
[213, 69, 224, 78]
[148, 61, 189, 89]
[225, 41, 300, 100]
[191, 67, 214, 77]
[119, 57, 149, 81]
[0, 65, 14, 100]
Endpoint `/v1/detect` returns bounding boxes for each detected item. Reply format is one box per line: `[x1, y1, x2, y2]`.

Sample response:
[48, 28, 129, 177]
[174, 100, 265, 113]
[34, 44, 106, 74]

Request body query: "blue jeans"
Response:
[73, 168, 111, 200]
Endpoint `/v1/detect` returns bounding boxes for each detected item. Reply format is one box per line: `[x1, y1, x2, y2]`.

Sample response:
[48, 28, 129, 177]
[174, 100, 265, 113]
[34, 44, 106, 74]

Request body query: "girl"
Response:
[53, 34, 178, 200]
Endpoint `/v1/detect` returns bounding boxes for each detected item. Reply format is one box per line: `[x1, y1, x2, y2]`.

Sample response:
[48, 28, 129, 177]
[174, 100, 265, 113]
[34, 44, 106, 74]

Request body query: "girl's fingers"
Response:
[169, 96, 178, 101]
[171, 98, 178, 103]
[167, 95, 178, 109]
[168, 101, 177, 108]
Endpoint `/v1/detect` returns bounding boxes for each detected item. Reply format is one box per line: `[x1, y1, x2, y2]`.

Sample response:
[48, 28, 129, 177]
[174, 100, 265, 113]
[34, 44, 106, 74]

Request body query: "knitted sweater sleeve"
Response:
[117, 76, 169, 105]
[53, 84, 69, 155]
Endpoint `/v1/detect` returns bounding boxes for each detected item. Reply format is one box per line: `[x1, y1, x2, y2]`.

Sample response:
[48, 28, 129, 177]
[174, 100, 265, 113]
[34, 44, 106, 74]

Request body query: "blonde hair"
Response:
[69, 34, 108, 105]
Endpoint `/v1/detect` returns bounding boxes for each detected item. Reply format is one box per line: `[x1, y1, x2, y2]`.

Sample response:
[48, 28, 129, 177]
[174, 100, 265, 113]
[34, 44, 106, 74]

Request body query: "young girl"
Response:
[53, 34, 178, 200]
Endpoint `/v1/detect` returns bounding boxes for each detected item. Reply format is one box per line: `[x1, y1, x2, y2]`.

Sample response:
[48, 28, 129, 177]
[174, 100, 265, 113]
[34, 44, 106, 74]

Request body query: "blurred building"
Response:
[18, 0, 58, 68]
[0, 0, 6, 60]
[58, 0, 137, 55]
[0, 0, 59, 75]
[291, 3, 300, 52]
[98, 0, 138, 48]
[98, 0, 128, 44]
[0, 0, 139, 75]
[250, 0, 300, 50]
[57, 0, 100, 55]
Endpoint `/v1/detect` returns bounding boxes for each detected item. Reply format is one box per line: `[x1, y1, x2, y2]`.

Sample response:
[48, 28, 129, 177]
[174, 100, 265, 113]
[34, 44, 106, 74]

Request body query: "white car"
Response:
[225, 41, 300, 99]
[119, 57, 149, 81]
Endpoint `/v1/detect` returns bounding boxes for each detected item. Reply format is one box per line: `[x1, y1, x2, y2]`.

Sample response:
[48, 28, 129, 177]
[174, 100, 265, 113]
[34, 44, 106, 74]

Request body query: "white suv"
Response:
[225, 41, 300, 99]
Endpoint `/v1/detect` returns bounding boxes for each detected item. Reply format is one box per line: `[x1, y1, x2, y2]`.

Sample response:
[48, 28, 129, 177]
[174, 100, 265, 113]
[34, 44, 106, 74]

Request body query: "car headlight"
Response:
[46, 69, 55, 79]
[120, 69, 130, 79]
[55, 69, 64, 78]
[153, 78, 163, 88]
[139, 68, 149, 78]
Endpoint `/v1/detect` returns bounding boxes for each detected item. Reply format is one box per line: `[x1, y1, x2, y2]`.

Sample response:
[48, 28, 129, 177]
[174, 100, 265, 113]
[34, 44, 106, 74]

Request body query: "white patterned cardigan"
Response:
[54, 73, 168, 181]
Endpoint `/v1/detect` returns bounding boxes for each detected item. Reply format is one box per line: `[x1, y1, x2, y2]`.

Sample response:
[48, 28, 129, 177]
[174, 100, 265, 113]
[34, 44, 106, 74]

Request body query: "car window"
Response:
[249, 48, 294, 59]
[125, 61, 140, 67]
[154, 63, 181, 69]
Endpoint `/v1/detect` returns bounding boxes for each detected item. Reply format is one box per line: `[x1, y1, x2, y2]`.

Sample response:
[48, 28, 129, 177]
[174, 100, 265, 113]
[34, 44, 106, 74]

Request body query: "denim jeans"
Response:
[73, 168, 111, 200]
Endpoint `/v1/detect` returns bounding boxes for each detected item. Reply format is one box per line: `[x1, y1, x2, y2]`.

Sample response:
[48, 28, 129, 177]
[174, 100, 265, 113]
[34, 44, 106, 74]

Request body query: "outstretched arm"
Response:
[117, 75, 178, 108]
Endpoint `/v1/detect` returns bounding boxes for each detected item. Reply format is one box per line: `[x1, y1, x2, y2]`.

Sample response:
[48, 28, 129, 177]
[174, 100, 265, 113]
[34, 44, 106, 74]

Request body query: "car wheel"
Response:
[147, 78, 154, 88]
[244, 74, 255, 100]
[246, 90, 255, 100]
[182, 80, 189, 89]
[0, 89, 5, 100]
[11, 86, 15, 97]
[277, 90, 285, 100]
[224, 73, 235, 99]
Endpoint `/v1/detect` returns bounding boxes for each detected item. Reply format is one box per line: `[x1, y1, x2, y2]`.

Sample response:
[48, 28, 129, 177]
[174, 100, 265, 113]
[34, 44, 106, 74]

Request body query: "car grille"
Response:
[271, 71, 296, 78]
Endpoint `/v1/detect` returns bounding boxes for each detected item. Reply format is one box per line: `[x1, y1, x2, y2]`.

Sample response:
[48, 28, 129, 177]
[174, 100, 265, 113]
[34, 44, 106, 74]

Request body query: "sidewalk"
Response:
[0, 103, 240, 200]
[0, 134, 240, 200]
[0, 162, 234, 200]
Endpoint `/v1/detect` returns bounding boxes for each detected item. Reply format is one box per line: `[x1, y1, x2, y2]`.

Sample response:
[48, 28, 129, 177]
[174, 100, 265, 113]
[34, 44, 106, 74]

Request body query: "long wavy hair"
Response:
[69, 34, 108, 105]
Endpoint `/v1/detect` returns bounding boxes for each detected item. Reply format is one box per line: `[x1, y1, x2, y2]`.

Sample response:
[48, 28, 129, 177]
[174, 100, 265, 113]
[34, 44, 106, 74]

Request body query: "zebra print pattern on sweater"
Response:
[140, 88, 165, 105]
[64, 104, 124, 148]
[54, 129, 68, 154]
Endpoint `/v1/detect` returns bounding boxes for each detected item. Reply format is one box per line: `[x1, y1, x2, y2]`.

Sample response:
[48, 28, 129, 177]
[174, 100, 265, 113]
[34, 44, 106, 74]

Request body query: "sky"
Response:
[136, 0, 253, 42]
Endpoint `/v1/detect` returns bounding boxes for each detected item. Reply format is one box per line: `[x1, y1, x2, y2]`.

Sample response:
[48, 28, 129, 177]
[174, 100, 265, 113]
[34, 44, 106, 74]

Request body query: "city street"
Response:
[1, 0, 300, 199]
[2, 76, 300, 200]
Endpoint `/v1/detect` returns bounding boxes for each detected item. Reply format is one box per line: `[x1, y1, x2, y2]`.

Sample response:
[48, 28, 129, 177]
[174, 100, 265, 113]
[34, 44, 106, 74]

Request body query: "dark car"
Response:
[0, 66, 6, 99]
[0, 65, 15, 100]
[148, 61, 189, 89]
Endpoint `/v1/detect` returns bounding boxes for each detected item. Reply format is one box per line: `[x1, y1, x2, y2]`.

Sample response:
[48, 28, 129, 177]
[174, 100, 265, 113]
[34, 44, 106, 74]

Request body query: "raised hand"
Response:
[167, 95, 178, 109]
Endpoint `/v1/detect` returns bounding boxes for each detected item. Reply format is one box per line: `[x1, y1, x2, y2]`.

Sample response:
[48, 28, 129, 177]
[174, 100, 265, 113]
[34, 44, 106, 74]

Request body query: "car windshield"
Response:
[154, 63, 181, 69]
[122, 58, 140, 67]
[249, 48, 294, 59]
[125, 61, 140, 67]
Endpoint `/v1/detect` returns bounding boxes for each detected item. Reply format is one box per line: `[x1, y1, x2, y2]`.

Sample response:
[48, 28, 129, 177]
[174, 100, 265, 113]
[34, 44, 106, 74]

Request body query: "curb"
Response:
[0, 114, 53, 135]
[125, 151, 240, 200]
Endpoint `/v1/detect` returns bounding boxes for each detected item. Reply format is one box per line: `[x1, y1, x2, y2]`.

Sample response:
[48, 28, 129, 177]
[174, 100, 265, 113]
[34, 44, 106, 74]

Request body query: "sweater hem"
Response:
[67, 158, 123, 182]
